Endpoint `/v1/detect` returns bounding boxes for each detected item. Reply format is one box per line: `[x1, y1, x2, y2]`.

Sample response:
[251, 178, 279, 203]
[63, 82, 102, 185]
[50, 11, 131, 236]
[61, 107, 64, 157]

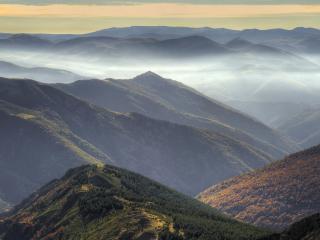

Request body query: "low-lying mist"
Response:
[1, 46, 320, 127]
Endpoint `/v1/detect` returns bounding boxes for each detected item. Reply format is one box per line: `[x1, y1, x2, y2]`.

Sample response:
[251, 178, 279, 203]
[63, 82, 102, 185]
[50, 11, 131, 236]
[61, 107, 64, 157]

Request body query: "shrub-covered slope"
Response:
[0, 165, 269, 240]
[198, 145, 320, 231]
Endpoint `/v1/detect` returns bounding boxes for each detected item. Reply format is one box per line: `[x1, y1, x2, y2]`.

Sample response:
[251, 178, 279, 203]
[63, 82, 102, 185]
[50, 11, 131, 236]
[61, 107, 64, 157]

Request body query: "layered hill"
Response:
[0, 60, 84, 83]
[0, 33, 315, 66]
[198, 145, 320, 231]
[0, 165, 269, 240]
[0, 77, 273, 206]
[278, 107, 320, 149]
[55, 72, 297, 159]
[3, 27, 320, 45]
[52, 35, 231, 60]
[0, 34, 51, 49]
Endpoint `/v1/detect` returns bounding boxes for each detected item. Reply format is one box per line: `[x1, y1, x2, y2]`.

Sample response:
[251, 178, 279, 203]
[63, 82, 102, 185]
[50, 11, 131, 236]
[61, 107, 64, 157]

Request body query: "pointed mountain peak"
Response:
[133, 71, 165, 81]
[131, 71, 181, 89]
[138, 71, 161, 77]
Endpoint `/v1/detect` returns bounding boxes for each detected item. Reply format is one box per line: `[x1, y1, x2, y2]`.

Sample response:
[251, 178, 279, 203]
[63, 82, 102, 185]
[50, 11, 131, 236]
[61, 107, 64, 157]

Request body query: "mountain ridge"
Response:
[55, 71, 298, 159]
[0, 60, 85, 83]
[0, 77, 275, 207]
[0, 164, 270, 240]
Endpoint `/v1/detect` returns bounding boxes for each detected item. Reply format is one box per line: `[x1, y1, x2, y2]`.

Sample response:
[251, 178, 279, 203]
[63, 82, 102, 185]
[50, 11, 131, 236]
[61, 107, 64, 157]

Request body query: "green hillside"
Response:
[0, 165, 269, 240]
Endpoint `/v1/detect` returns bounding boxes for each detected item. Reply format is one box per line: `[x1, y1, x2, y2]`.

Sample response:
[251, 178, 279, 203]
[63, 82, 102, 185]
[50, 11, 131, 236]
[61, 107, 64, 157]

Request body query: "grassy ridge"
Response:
[0, 165, 270, 240]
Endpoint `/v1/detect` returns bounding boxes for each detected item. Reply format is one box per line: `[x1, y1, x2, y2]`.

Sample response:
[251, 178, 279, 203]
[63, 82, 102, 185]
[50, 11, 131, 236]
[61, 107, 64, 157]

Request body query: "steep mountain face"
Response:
[55, 72, 298, 159]
[198, 145, 320, 231]
[0, 61, 84, 83]
[0, 77, 273, 206]
[0, 165, 269, 240]
[278, 108, 320, 148]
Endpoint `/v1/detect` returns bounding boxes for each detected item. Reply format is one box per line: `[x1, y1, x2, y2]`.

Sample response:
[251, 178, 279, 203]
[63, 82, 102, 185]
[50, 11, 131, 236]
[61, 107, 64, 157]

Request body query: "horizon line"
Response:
[1, 25, 319, 35]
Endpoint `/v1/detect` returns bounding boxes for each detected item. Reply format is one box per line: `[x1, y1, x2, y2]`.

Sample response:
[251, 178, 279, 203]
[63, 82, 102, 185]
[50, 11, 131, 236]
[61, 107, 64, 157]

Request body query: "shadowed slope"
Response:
[0, 77, 272, 207]
[55, 72, 298, 159]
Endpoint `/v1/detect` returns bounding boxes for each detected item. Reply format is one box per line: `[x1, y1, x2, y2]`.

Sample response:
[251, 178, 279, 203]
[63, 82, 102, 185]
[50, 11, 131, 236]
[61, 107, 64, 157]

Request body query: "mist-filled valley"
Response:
[1, 27, 320, 131]
[1, 26, 320, 240]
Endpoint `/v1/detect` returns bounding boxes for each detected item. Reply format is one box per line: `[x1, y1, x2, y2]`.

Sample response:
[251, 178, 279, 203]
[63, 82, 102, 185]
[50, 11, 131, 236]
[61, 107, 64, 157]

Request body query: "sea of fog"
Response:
[1, 49, 320, 105]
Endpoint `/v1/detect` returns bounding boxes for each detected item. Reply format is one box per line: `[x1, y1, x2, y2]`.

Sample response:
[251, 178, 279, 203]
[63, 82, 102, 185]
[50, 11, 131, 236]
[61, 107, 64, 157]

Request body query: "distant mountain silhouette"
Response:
[0, 61, 84, 83]
[0, 34, 51, 49]
[84, 26, 320, 44]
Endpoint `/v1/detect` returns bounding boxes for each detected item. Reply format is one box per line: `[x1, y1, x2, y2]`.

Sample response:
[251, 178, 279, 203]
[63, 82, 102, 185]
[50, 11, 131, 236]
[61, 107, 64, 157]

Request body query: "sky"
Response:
[0, 0, 319, 33]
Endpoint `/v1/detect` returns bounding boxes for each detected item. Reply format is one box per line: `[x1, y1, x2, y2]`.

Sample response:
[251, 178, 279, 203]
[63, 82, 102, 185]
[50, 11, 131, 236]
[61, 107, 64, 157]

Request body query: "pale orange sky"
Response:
[0, 3, 320, 33]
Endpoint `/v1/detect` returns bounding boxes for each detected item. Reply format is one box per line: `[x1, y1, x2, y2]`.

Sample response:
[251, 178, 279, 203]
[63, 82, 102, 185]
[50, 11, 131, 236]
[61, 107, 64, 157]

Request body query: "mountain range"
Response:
[83, 26, 320, 55]
[198, 144, 320, 231]
[0, 26, 320, 238]
[0, 33, 316, 65]
[8, 26, 318, 54]
[54, 72, 297, 159]
[0, 74, 290, 208]
[26, 26, 320, 49]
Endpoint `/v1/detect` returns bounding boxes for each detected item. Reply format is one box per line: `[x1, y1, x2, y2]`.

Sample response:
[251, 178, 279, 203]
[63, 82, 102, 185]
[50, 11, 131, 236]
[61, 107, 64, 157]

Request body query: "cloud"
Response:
[0, 0, 319, 5]
[1, 3, 320, 18]
[0, 1, 319, 33]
